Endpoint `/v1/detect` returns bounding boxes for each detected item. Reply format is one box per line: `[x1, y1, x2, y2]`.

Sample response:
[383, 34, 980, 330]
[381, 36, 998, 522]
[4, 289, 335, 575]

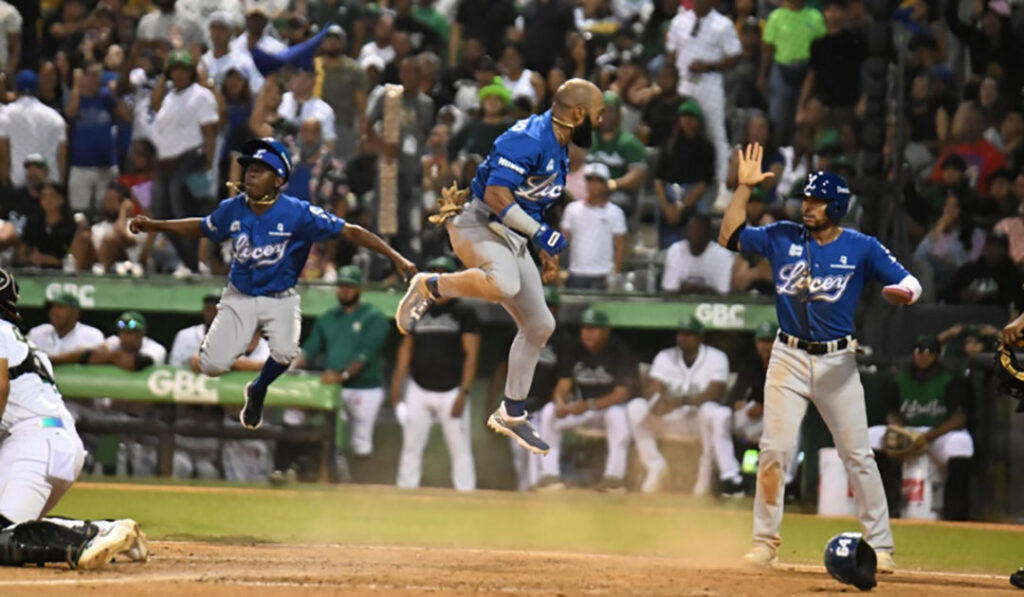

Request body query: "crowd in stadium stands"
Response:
[0, 0, 1022, 511]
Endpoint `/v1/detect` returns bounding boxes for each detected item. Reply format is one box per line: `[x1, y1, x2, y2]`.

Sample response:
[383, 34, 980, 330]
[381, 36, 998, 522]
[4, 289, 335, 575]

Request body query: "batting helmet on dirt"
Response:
[803, 171, 851, 222]
[824, 532, 877, 591]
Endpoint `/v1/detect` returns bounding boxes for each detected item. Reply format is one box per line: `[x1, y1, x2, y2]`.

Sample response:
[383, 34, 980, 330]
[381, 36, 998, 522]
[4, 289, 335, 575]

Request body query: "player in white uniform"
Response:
[27, 293, 104, 364]
[0, 269, 148, 570]
[627, 316, 742, 496]
[718, 144, 922, 572]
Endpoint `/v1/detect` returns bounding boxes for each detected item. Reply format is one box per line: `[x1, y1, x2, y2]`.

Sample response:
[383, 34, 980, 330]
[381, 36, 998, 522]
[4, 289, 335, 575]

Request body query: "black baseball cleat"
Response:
[487, 402, 549, 455]
[719, 477, 746, 499]
[240, 381, 266, 430]
[1011, 567, 1024, 589]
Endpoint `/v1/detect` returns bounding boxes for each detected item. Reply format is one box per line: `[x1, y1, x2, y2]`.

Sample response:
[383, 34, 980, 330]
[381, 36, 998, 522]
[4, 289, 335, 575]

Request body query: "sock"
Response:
[426, 275, 441, 298]
[503, 398, 526, 417]
[251, 358, 290, 394]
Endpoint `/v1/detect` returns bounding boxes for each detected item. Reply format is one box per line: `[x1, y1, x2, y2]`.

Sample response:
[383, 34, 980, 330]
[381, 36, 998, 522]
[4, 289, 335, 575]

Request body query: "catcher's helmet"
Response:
[804, 171, 851, 222]
[995, 345, 1024, 413]
[824, 532, 877, 591]
[238, 137, 293, 183]
[0, 268, 21, 323]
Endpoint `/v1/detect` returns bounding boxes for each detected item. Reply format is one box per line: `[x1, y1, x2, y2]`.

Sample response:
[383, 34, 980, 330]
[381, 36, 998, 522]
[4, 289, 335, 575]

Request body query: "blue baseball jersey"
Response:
[739, 222, 910, 341]
[470, 110, 569, 221]
[200, 193, 345, 296]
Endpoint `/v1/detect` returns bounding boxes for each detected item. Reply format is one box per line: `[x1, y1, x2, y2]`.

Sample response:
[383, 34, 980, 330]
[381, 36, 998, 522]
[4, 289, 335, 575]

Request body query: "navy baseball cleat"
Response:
[487, 402, 549, 455]
[1011, 567, 1024, 589]
[241, 381, 266, 430]
[395, 273, 435, 335]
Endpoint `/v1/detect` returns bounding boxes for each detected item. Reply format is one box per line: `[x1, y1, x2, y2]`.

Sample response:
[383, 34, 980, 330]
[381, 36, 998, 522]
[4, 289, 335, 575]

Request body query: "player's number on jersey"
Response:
[11, 328, 56, 386]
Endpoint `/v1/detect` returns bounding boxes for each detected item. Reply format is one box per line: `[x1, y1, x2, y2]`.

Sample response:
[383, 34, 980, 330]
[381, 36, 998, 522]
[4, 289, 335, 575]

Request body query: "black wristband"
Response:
[133, 354, 155, 371]
[726, 224, 746, 252]
[79, 350, 93, 364]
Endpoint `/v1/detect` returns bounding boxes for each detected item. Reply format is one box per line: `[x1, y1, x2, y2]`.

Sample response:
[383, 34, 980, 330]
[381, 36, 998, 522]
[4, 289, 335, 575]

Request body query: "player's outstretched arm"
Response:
[340, 223, 417, 282]
[717, 143, 774, 250]
[129, 216, 205, 238]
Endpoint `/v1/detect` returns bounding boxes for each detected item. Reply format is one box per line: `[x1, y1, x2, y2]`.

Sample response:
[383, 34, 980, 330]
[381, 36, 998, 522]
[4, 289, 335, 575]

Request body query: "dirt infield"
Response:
[0, 541, 1016, 596]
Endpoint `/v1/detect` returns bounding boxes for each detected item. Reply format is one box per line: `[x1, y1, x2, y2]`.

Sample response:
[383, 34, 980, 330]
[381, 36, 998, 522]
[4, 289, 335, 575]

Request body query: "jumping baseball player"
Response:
[131, 137, 416, 430]
[718, 144, 922, 572]
[0, 268, 148, 570]
[395, 79, 605, 454]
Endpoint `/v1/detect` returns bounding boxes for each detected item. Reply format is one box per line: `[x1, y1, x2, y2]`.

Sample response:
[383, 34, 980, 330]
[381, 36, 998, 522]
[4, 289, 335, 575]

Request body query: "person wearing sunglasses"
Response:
[80, 311, 166, 371]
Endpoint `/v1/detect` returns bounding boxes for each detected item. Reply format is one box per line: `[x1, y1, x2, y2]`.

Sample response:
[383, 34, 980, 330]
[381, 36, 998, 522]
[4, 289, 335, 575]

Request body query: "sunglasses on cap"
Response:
[116, 319, 144, 331]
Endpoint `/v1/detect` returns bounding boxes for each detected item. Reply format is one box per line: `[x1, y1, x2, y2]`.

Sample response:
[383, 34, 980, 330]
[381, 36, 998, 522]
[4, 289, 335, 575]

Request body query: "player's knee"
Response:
[198, 351, 231, 377]
[947, 432, 975, 459]
[626, 397, 649, 426]
[269, 344, 300, 366]
[528, 309, 556, 346]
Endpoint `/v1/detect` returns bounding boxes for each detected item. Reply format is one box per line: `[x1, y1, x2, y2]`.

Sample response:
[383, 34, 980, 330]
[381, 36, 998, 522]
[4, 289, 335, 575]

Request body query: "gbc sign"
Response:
[695, 303, 745, 329]
[146, 369, 218, 404]
[44, 283, 96, 308]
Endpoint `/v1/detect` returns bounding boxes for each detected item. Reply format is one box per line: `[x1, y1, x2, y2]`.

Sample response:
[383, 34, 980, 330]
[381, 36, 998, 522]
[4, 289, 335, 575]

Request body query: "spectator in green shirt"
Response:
[296, 265, 390, 457]
[758, 0, 825, 145]
[587, 90, 648, 216]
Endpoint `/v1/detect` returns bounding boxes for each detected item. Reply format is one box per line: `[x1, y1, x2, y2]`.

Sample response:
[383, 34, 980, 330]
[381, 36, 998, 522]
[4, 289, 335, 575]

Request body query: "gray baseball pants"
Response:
[753, 339, 894, 555]
[436, 201, 555, 403]
[198, 283, 302, 375]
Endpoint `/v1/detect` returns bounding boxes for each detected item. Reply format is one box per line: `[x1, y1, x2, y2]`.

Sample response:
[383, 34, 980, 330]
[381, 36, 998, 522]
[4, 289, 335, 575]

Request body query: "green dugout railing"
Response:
[19, 275, 778, 330]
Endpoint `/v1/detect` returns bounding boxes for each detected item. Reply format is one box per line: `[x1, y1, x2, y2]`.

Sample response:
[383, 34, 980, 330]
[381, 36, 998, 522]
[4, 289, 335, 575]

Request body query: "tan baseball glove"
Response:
[882, 425, 928, 460]
[428, 183, 470, 226]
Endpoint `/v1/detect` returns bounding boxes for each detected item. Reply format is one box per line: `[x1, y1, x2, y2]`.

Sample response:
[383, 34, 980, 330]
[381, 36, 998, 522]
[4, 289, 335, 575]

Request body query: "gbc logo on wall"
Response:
[695, 303, 745, 328]
[146, 369, 219, 404]
[45, 283, 96, 308]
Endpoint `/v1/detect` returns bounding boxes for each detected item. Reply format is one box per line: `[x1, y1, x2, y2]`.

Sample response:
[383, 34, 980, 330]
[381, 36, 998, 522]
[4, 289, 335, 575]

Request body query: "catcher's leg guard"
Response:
[0, 518, 92, 567]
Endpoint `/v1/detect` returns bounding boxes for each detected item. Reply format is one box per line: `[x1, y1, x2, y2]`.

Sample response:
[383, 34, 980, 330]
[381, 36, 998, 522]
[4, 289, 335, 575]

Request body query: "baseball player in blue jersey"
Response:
[718, 144, 922, 573]
[395, 79, 605, 454]
[130, 138, 416, 430]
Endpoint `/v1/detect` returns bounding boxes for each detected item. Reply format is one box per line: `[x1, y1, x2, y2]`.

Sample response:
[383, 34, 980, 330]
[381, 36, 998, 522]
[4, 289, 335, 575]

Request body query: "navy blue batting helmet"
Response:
[824, 532, 877, 591]
[803, 171, 851, 222]
[238, 137, 293, 183]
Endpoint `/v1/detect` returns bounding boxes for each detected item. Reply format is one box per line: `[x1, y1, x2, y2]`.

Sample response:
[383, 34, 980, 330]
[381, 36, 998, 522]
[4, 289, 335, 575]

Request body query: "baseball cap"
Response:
[584, 162, 611, 181]
[988, 167, 1014, 186]
[602, 90, 622, 108]
[426, 256, 457, 273]
[167, 49, 194, 69]
[543, 285, 561, 306]
[914, 334, 940, 353]
[754, 321, 779, 341]
[116, 311, 147, 333]
[678, 99, 703, 120]
[23, 153, 48, 169]
[941, 154, 967, 172]
[336, 265, 364, 286]
[580, 308, 610, 328]
[16, 70, 38, 93]
[325, 24, 346, 39]
[207, 10, 235, 29]
[49, 292, 81, 310]
[677, 315, 704, 334]
[478, 76, 511, 105]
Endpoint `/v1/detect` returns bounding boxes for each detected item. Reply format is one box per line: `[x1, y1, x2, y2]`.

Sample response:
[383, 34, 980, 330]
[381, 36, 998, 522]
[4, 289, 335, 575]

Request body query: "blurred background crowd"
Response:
[0, 0, 1019, 305]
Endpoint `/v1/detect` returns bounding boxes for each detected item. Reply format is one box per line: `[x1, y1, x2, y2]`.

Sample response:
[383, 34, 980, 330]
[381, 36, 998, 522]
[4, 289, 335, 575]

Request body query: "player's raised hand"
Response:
[128, 215, 153, 234]
[736, 143, 775, 188]
[392, 255, 417, 282]
[1002, 315, 1024, 347]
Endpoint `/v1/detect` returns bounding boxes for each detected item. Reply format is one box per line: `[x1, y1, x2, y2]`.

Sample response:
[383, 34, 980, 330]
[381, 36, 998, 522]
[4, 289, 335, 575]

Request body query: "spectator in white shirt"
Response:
[278, 68, 337, 149]
[27, 292, 105, 364]
[201, 11, 264, 94]
[662, 214, 736, 294]
[561, 163, 628, 290]
[84, 311, 167, 371]
[230, 3, 287, 55]
[0, 1, 21, 78]
[358, 14, 396, 67]
[665, 0, 742, 185]
[0, 71, 67, 188]
[135, 0, 206, 52]
[150, 49, 220, 273]
[169, 295, 220, 367]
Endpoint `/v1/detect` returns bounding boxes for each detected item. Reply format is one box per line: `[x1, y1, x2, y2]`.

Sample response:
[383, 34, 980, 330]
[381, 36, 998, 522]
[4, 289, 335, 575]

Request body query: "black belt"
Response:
[778, 331, 850, 355]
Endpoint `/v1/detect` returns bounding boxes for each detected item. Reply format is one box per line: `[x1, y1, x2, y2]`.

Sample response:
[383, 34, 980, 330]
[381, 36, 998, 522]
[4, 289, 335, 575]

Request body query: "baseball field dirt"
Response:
[6, 480, 1021, 595]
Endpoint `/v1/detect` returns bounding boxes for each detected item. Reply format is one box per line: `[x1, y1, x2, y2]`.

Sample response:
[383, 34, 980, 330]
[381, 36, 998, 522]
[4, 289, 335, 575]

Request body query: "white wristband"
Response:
[897, 274, 922, 304]
[499, 203, 542, 237]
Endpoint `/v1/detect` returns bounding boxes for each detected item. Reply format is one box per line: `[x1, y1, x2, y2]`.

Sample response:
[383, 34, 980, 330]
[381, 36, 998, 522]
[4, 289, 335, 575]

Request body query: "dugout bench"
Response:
[53, 365, 340, 481]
